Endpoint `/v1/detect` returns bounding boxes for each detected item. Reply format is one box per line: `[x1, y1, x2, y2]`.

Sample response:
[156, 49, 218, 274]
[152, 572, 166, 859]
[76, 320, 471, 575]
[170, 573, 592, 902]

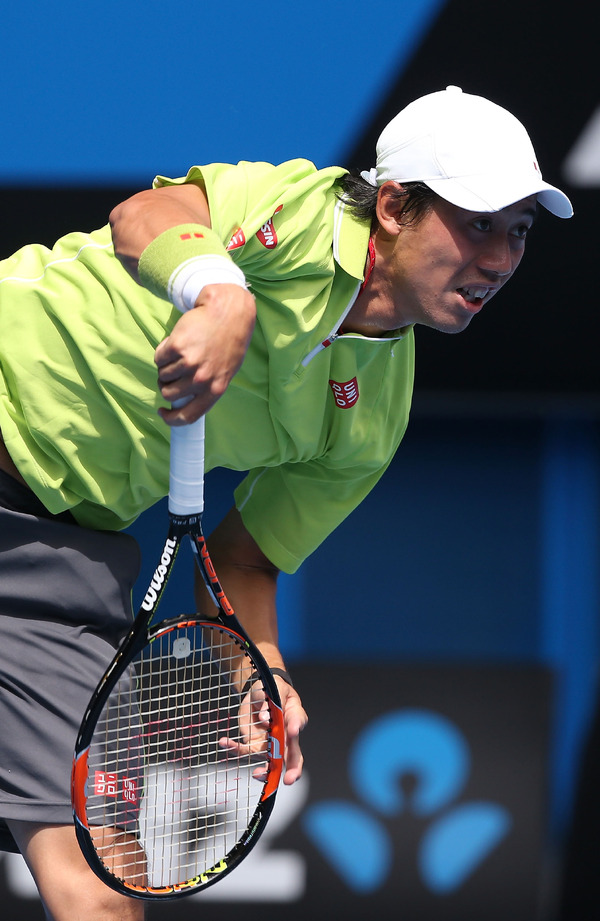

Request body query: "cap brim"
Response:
[536, 185, 574, 219]
[423, 175, 574, 219]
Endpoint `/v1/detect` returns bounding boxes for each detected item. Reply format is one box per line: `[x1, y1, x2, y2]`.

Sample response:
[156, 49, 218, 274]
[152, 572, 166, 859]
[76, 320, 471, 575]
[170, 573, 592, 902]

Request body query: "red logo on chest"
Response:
[329, 377, 359, 408]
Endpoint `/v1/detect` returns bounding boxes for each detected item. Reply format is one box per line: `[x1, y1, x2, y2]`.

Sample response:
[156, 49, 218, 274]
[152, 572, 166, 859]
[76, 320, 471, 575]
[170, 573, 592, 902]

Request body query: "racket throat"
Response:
[191, 536, 235, 617]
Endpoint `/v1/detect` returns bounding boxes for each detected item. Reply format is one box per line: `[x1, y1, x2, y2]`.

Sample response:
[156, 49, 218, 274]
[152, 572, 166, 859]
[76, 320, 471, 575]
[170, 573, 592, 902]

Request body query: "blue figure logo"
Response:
[302, 709, 511, 894]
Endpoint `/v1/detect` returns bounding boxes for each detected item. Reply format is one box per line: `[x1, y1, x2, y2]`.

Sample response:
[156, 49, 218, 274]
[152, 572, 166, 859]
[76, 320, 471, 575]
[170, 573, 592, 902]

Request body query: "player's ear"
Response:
[375, 181, 407, 237]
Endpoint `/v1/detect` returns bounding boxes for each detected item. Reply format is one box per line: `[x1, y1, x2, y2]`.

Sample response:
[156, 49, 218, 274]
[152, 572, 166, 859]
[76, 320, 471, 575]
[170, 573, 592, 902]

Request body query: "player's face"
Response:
[386, 194, 537, 334]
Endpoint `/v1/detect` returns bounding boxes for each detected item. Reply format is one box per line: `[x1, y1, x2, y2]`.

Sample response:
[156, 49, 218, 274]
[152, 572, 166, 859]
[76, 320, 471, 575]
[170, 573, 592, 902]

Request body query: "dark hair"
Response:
[337, 171, 437, 228]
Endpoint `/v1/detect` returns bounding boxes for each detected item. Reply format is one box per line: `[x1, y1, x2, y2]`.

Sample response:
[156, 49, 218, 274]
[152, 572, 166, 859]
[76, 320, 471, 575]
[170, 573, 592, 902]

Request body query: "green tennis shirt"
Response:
[0, 159, 414, 573]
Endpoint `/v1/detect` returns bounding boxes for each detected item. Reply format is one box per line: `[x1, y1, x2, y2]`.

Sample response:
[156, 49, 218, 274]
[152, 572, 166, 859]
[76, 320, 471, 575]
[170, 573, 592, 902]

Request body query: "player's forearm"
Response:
[195, 555, 282, 671]
[194, 508, 286, 674]
[197, 509, 306, 785]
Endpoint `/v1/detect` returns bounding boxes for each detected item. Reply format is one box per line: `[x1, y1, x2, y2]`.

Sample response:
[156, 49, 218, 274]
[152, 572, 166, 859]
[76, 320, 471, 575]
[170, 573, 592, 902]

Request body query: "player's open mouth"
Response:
[457, 286, 490, 308]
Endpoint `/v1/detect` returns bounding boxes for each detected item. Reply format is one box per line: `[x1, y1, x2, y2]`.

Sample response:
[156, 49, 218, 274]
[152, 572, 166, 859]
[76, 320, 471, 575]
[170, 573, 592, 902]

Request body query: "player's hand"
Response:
[220, 678, 307, 786]
[155, 284, 256, 423]
[272, 679, 307, 785]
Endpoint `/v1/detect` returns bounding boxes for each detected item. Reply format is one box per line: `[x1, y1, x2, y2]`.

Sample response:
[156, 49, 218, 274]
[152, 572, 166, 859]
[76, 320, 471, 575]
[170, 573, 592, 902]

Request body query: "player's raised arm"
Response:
[110, 184, 256, 423]
[109, 183, 214, 281]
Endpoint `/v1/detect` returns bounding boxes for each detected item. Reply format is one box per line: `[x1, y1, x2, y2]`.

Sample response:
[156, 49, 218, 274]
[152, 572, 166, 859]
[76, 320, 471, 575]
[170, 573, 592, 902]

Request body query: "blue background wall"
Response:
[1, 0, 446, 184]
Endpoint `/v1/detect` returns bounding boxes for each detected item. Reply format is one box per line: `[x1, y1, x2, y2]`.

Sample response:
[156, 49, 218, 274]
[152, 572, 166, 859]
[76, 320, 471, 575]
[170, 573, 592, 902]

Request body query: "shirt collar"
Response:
[332, 197, 371, 281]
[332, 196, 413, 342]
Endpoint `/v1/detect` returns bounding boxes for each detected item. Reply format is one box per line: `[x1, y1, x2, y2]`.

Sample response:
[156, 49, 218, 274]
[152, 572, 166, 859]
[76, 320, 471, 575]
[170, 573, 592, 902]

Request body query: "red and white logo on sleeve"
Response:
[226, 227, 246, 251]
[257, 205, 283, 249]
[329, 377, 359, 409]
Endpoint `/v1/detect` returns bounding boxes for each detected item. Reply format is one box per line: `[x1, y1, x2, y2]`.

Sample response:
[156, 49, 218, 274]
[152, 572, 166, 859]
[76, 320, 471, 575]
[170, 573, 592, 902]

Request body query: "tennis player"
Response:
[0, 86, 572, 920]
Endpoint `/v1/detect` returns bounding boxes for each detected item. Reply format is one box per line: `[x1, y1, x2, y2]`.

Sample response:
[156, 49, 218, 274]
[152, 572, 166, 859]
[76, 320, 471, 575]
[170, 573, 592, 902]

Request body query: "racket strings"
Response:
[84, 621, 271, 890]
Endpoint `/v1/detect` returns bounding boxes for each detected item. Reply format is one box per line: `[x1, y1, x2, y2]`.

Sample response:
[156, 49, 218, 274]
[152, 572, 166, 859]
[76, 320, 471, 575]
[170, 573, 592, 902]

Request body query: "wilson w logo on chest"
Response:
[141, 537, 178, 610]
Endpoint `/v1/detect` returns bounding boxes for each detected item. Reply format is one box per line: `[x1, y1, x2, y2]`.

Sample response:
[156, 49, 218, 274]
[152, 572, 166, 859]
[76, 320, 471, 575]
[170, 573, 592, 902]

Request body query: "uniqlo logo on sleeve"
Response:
[94, 771, 118, 797]
[329, 377, 359, 409]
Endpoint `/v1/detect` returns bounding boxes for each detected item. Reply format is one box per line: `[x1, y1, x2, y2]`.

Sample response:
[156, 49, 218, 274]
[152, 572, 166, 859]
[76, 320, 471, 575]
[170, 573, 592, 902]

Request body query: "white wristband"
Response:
[168, 254, 247, 313]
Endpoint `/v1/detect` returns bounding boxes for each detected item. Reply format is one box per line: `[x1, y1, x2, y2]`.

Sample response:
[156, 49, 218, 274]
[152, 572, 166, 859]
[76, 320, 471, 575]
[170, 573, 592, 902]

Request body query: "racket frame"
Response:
[72, 508, 285, 900]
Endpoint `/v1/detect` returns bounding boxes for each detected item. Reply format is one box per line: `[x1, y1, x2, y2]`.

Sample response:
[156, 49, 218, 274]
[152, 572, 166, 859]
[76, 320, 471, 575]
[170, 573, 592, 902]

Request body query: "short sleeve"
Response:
[234, 456, 394, 574]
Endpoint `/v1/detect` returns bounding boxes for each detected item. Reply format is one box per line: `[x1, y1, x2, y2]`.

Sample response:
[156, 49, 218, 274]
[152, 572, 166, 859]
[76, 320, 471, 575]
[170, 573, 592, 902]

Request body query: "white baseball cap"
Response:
[362, 86, 573, 218]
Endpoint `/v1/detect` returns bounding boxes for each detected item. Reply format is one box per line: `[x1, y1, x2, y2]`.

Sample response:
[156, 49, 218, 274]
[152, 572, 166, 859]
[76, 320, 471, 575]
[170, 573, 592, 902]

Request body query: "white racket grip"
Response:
[168, 406, 205, 516]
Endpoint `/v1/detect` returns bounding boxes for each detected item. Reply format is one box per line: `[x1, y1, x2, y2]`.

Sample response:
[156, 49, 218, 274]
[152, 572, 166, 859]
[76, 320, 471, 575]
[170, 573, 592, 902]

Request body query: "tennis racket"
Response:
[71, 413, 285, 900]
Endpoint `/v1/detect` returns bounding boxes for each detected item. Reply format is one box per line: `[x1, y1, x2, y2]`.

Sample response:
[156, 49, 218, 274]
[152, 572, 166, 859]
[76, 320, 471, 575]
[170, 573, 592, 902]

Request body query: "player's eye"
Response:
[512, 223, 532, 239]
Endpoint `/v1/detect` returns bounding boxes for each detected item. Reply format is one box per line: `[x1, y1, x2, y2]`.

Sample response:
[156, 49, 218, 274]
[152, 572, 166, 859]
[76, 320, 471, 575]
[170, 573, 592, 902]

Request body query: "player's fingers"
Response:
[281, 691, 307, 784]
[282, 689, 308, 740]
[218, 736, 270, 783]
[154, 335, 182, 370]
[156, 370, 193, 402]
[159, 392, 219, 425]
[282, 732, 304, 785]
[248, 685, 271, 727]
[218, 736, 267, 760]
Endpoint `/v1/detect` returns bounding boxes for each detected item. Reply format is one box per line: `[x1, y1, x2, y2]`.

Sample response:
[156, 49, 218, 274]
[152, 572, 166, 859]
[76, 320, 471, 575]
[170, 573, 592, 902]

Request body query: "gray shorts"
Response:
[0, 472, 140, 852]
